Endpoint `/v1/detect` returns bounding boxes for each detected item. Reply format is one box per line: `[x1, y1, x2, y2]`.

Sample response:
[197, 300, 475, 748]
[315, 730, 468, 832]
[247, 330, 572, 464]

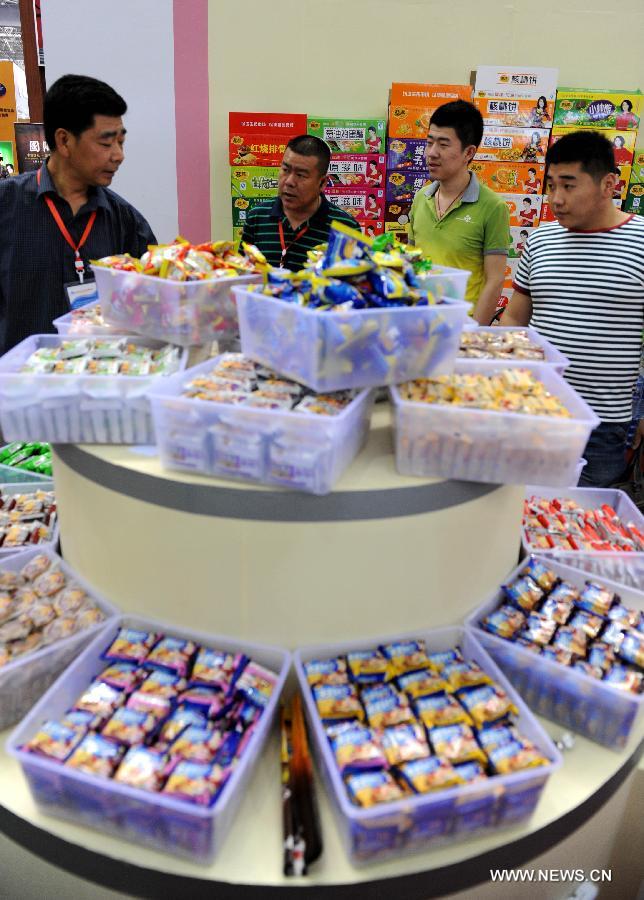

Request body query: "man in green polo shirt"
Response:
[409, 101, 510, 324]
[240, 135, 359, 271]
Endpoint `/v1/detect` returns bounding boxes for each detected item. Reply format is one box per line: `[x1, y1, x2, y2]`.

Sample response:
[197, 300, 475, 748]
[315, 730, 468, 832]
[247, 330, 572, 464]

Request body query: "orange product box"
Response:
[501, 193, 543, 227]
[228, 112, 307, 166]
[469, 161, 546, 194]
[475, 127, 549, 164]
[388, 83, 472, 139]
[473, 95, 555, 129]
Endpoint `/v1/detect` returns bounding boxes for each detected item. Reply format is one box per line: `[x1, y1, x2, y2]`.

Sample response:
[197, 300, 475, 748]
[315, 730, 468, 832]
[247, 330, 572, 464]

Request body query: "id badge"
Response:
[65, 279, 98, 310]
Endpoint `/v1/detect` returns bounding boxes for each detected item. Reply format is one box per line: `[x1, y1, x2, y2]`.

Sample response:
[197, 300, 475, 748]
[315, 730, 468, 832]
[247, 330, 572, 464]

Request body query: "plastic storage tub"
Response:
[0, 480, 57, 558]
[0, 335, 188, 444]
[412, 266, 471, 302]
[459, 325, 570, 373]
[7, 614, 290, 864]
[149, 358, 374, 494]
[52, 301, 119, 337]
[234, 286, 471, 392]
[466, 556, 644, 750]
[94, 267, 262, 347]
[0, 455, 50, 483]
[0, 546, 119, 730]
[294, 627, 561, 865]
[391, 362, 599, 487]
[523, 486, 644, 589]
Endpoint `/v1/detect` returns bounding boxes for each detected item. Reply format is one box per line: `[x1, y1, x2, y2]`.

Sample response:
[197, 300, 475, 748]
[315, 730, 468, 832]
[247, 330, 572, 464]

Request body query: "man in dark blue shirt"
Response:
[0, 74, 155, 354]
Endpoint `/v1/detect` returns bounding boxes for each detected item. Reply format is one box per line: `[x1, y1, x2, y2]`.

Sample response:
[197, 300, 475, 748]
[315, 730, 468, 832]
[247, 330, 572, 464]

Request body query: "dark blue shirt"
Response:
[0, 162, 156, 353]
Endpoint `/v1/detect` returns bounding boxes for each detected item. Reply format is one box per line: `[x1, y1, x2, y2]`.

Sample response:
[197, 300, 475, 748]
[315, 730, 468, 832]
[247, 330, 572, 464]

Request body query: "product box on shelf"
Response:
[630, 148, 644, 183]
[391, 362, 599, 487]
[385, 170, 429, 203]
[522, 486, 644, 589]
[307, 117, 386, 155]
[458, 326, 569, 372]
[501, 193, 543, 227]
[469, 160, 545, 195]
[149, 357, 374, 495]
[466, 556, 644, 750]
[550, 126, 636, 166]
[7, 614, 290, 863]
[0, 546, 119, 730]
[509, 225, 534, 259]
[386, 138, 428, 172]
[230, 166, 280, 198]
[553, 90, 642, 130]
[474, 66, 558, 101]
[322, 187, 385, 224]
[93, 266, 262, 347]
[234, 283, 470, 392]
[357, 220, 385, 238]
[384, 199, 413, 229]
[623, 182, 644, 214]
[0, 335, 188, 445]
[473, 95, 555, 129]
[228, 112, 307, 166]
[387, 84, 472, 139]
[614, 165, 632, 202]
[475, 127, 550, 164]
[0, 480, 57, 556]
[294, 627, 561, 865]
[231, 197, 271, 230]
[326, 154, 386, 187]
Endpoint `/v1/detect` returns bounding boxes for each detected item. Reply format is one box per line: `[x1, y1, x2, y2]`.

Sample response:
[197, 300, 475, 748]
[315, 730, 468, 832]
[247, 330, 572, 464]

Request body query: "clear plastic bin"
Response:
[6, 614, 290, 864]
[572, 458, 587, 485]
[459, 325, 570, 373]
[294, 627, 561, 865]
[149, 358, 374, 494]
[523, 486, 644, 588]
[94, 267, 262, 347]
[52, 301, 119, 336]
[0, 455, 50, 482]
[0, 335, 188, 445]
[391, 362, 599, 487]
[412, 266, 471, 302]
[0, 480, 57, 558]
[235, 286, 471, 392]
[0, 546, 119, 730]
[465, 556, 644, 750]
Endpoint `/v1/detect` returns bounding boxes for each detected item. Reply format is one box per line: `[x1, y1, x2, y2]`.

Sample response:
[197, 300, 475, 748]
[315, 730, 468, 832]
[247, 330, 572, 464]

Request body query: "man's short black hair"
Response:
[546, 129, 618, 181]
[44, 74, 127, 152]
[285, 134, 330, 177]
[429, 100, 484, 149]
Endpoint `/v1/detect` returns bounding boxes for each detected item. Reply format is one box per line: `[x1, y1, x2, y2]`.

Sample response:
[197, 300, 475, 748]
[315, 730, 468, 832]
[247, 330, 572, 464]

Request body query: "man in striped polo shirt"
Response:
[240, 135, 359, 271]
[504, 131, 644, 488]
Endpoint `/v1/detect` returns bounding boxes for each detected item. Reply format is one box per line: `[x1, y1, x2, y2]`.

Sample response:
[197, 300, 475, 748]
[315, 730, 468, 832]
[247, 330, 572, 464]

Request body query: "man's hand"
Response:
[473, 255, 507, 325]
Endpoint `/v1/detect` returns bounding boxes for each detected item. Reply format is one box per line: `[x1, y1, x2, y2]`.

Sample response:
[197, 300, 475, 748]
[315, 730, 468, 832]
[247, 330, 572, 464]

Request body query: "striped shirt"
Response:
[239, 195, 359, 271]
[513, 216, 644, 422]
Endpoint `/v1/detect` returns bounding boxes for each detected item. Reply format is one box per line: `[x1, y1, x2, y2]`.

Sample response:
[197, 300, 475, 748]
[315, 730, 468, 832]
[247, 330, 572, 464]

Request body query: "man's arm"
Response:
[472, 254, 506, 325]
[502, 289, 533, 325]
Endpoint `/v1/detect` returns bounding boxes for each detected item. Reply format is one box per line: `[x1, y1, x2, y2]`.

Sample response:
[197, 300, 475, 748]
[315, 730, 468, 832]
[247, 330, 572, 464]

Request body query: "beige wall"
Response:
[209, 0, 644, 238]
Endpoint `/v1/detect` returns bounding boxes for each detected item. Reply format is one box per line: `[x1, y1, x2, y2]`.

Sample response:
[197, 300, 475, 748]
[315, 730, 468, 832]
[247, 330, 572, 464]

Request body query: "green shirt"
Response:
[409, 173, 510, 304]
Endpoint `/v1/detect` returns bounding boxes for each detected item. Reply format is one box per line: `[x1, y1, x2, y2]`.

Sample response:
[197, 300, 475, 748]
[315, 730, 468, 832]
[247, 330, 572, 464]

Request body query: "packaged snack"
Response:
[137, 669, 187, 699]
[540, 594, 574, 625]
[75, 607, 105, 630]
[179, 685, 224, 715]
[380, 722, 430, 767]
[145, 636, 196, 677]
[62, 709, 103, 732]
[163, 759, 218, 805]
[27, 600, 56, 629]
[502, 575, 544, 611]
[541, 645, 574, 666]
[102, 707, 159, 746]
[327, 722, 386, 773]
[66, 733, 124, 777]
[114, 746, 167, 791]
[587, 642, 616, 673]
[74, 680, 126, 722]
[98, 661, 144, 692]
[425, 648, 464, 673]
[573, 661, 603, 680]
[169, 725, 221, 762]
[398, 755, 464, 794]
[103, 628, 159, 664]
[518, 612, 558, 646]
[157, 705, 209, 747]
[608, 604, 642, 631]
[234, 661, 278, 708]
[454, 761, 488, 783]
[520, 558, 558, 592]
[552, 626, 588, 658]
[191, 648, 244, 690]
[414, 691, 474, 728]
[476, 724, 522, 753]
[362, 684, 414, 729]
[346, 649, 388, 685]
[617, 630, 644, 668]
[488, 740, 549, 775]
[602, 621, 627, 649]
[24, 719, 86, 761]
[603, 664, 643, 694]
[345, 769, 407, 807]
[397, 668, 447, 699]
[126, 691, 173, 721]
[481, 605, 526, 639]
[428, 723, 487, 765]
[33, 569, 66, 598]
[456, 684, 518, 728]
[303, 656, 348, 687]
[443, 661, 493, 691]
[0, 571, 24, 591]
[569, 609, 605, 640]
[380, 639, 430, 677]
[59, 339, 91, 359]
[42, 616, 78, 644]
[52, 586, 89, 616]
[577, 582, 615, 617]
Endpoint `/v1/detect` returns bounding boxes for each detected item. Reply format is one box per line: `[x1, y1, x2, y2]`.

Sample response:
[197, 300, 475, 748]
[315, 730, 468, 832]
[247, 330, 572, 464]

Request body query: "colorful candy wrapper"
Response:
[518, 612, 557, 646]
[456, 685, 518, 729]
[502, 575, 543, 612]
[303, 656, 348, 687]
[20, 553, 51, 581]
[66, 733, 124, 777]
[481, 605, 526, 639]
[587, 642, 615, 673]
[24, 719, 86, 761]
[577, 582, 615, 617]
[33, 569, 66, 598]
[99, 661, 144, 692]
[345, 769, 406, 808]
[398, 755, 464, 794]
[52, 586, 89, 616]
[62, 708, 103, 732]
[102, 706, 159, 746]
[617, 630, 644, 668]
[552, 626, 588, 658]
[103, 628, 158, 664]
[428, 723, 487, 765]
[608, 604, 642, 631]
[602, 622, 627, 649]
[326, 722, 386, 774]
[234, 661, 278, 708]
[380, 639, 430, 678]
[212, 728, 243, 767]
[190, 648, 244, 690]
[157, 705, 208, 747]
[541, 646, 574, 666]
[346, 649, 388, 685]
[569, 609, 605, 640]
[540, 595, 574, 626]
[380, 722, 430, 767]
[178, 684, 227, 719]
[114, 746, 167, 791]
[520, 558, 558, 592]
[144, 636, 196, 677]
[137, 669, 187, 699]
[313, 683, 364, 722]
[425, 648, 464, 673]
[74, 680, 126, 722]
[414, 691, 474, 728]
[488, 740, 548, 775]
[547, 581, 580, 604]
[603, 664, 643, 694]
[126, 690, 172, 721]
[169, 725, 221, 763]
[476, 724, 522, 754]
[362, 684, 414, 729]
[163, 759, 218, 805]
[443, 661, 493, 692]
[397, 668, 447, 699]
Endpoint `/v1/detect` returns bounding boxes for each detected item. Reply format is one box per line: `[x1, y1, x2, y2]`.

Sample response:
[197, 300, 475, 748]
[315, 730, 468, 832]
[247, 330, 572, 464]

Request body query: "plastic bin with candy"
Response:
[0, 481, 57, 558]
[458, 325, 570, 373]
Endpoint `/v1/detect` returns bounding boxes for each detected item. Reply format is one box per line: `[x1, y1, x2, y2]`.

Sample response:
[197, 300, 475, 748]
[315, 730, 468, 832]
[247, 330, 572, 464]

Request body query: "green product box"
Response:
[307, 117, 386, 154]
[623, 182, 644, 214]
[554, 89, 642, 130]
[231, 196, 273, 229]
[230, 166, 280, 199]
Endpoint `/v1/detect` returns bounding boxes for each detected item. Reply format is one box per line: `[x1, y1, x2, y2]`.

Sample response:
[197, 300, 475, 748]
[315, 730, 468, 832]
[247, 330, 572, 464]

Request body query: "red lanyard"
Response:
[37, 167, 97, 283]
[278, 219, 308, 267]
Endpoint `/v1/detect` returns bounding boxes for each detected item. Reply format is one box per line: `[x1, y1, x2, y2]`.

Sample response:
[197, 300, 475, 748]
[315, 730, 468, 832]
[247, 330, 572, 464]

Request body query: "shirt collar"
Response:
[36, 160, 111, 211]
[423, 171, 480, 203]
[270, 194, 330, 224]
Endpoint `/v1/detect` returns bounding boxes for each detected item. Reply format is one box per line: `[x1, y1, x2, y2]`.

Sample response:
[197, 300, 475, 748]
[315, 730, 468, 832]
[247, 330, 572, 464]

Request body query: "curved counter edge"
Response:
[53, 444, 501, 523]
[1, 737, 641, 900]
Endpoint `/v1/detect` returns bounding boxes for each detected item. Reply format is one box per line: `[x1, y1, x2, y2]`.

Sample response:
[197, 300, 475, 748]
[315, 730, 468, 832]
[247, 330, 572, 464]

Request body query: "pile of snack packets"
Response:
[0, 488, 56, 550]
[183, 353, 356, 415]
[399, 370, 571, 417]
[23, 627, 279, 806]
[20, 339, 181, 378]
[62, 304, 117, 336]
[458, 330, 546, 361]
[93, 238, 266, 283]
[254, 223, 445, 311]
[0, 442, 52, 477]
[480, 558, 643, 693]
[304, 641, 550, 808]
[524, 496, 644, 553]
[0, 553, 105, 667]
